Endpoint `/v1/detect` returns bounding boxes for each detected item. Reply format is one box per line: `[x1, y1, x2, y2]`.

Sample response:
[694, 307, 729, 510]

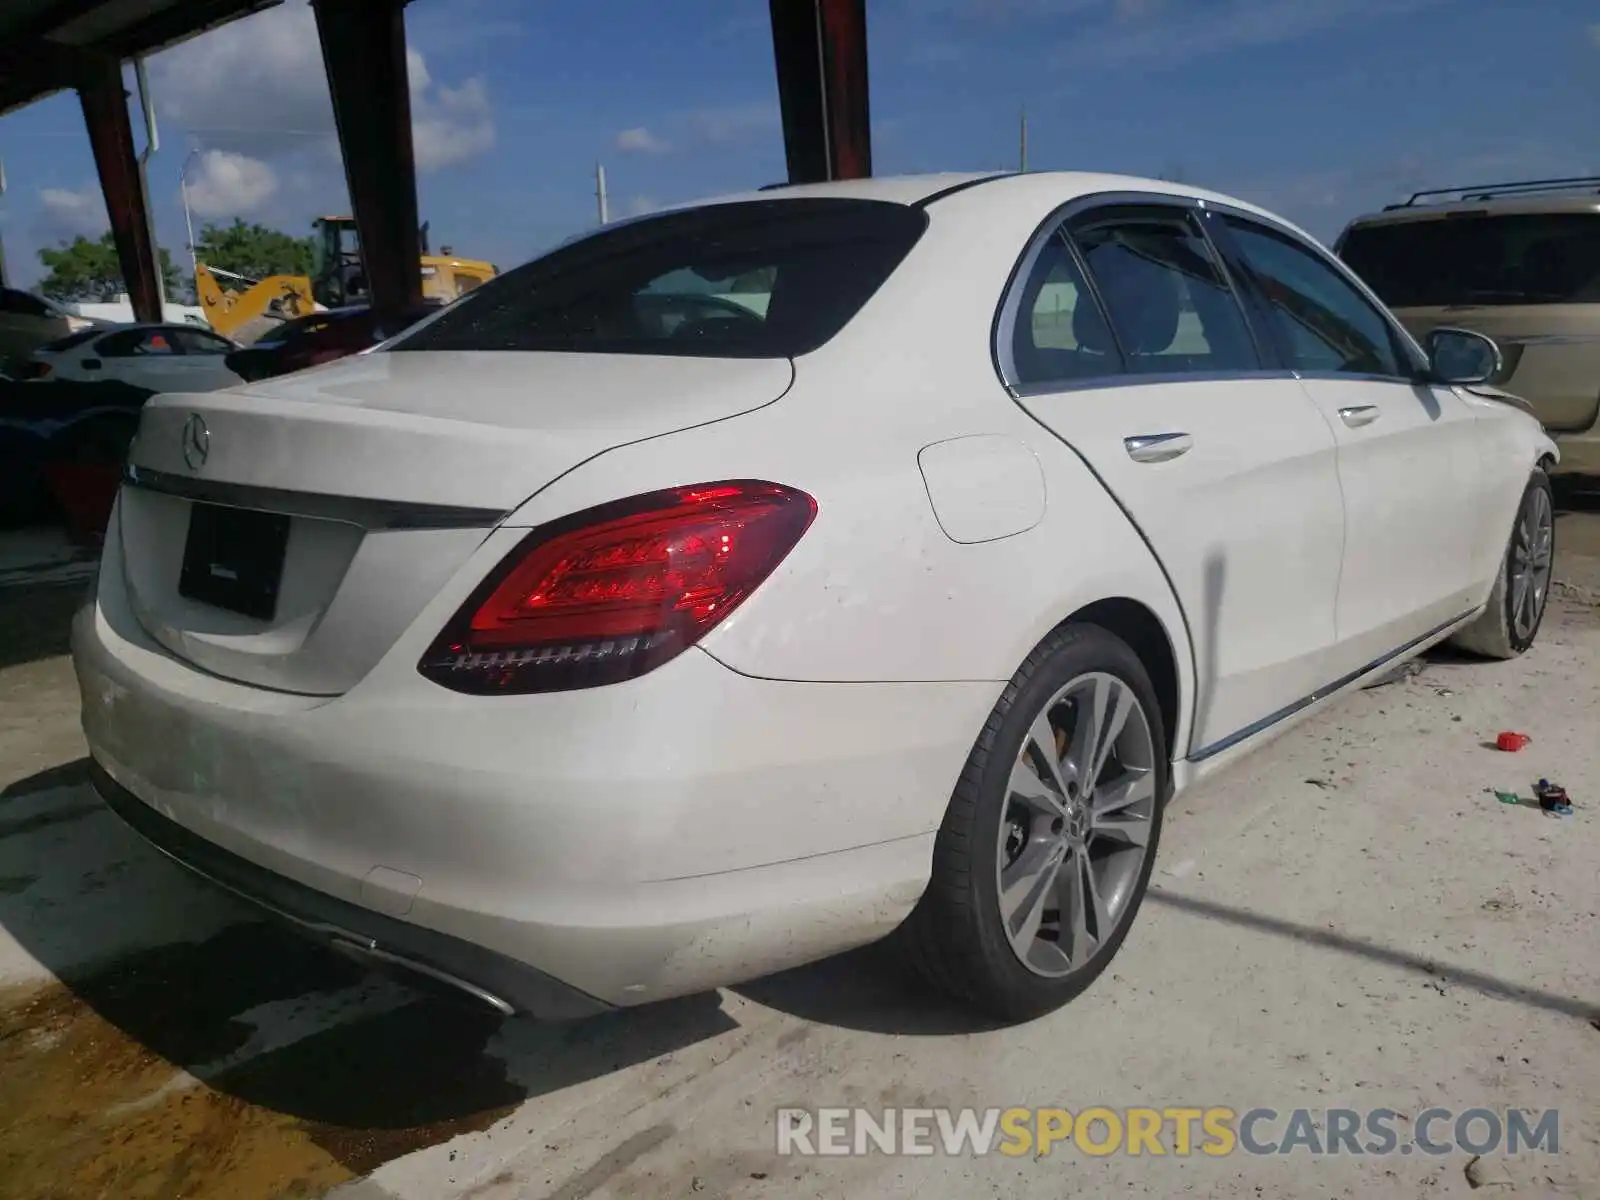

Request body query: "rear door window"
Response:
[391, 199, 928, 358]
[1339, 213, 1600, 308]
[1068, 207, 1260, 375]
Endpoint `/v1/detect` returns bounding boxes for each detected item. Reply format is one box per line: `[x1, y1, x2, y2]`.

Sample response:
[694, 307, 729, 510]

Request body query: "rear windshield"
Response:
[38, 328, 105, 354]
[390, 199, 929, 358]
[1339, 212, 1600, 308]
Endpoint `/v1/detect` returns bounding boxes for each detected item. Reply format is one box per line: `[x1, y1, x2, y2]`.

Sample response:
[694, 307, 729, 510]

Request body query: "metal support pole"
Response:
[769, 0, 871, 184]
[311, 0, 423, 334]
[79, 61, 161, 323]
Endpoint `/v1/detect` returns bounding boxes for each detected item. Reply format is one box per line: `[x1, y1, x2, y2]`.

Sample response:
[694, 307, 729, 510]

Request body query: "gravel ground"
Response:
[0, 501, 1595, 1200]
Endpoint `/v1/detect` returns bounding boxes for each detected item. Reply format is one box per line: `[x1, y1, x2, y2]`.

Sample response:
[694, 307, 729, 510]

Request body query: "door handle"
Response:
[1338, 405, 1380, 428]
[1124, 432, 1193, 463]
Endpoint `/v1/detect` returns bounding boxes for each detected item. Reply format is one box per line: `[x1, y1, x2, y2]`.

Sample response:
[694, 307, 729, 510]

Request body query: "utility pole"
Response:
[1019, 107, 1028, 173]
[179, 147, 201, 281]
[134, 58, 166, 317]
[595, 162, 609, 226]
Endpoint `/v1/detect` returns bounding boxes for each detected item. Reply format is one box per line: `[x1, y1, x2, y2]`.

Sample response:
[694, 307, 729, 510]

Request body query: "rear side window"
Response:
[1339, 213, 1600, 308]
[1069, 207, 1259, 375]
[1008, 233, 1122, 385]
[392, 199, 928, 358]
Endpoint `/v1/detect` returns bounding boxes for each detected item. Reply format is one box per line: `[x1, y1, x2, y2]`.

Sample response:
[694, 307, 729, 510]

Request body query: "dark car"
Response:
[225, 304, 433, 382]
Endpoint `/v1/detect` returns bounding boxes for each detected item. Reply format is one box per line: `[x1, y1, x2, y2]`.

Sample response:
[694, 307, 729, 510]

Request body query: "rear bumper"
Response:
[89, 760, 608, 1019]
[73, 552, 990, 1009]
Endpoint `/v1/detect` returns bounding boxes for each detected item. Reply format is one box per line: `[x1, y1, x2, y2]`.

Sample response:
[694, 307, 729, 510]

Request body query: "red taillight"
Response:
[26, 362, 52, 380]
[419, 480, 816, 694]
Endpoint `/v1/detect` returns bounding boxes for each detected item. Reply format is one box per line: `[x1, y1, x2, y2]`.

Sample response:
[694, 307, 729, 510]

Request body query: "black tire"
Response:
[900, 623, 1168, 1023]
[1451, 468, 1555, 660]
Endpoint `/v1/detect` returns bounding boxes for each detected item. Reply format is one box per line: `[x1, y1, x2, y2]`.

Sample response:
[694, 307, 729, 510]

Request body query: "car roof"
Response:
[664, 170, 1309, 241]
[1343, 196, 1600, 232]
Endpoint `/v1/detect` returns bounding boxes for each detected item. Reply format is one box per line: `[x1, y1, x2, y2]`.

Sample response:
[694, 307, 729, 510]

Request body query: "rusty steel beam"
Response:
[769, 0, 872, 184]
[311, 0, 422, 332]
[78, 61, 161, 323]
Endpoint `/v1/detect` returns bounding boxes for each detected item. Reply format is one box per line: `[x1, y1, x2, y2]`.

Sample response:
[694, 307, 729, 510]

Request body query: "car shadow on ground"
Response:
[0, 581, 86, 671]
[0, 759, 738, 1189]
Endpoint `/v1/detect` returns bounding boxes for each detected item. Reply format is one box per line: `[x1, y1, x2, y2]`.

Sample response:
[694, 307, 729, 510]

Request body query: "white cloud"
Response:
[684, 103, 779, 144]
[149, 3, 494, 173]
[38, 185, 108, 236]
[625, 195, 660, 217]
[613, 105, 777, 156]
[616, 126, 673, 155]
[413, 72, 497, 169]
[150, 3, 337, 155]
[407, 47, 432, 93]
[185, 150, 279, 218]
[1589, 22, 1600, 47]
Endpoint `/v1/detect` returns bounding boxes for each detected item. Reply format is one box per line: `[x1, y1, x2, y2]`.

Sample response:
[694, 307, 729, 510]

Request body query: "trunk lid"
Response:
[117, 350, 793, 695]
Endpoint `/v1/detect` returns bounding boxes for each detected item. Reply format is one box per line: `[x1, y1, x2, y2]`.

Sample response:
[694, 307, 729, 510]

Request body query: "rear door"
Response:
[1001, 198, 1345, 756]
[1214, 213, 1492, 672]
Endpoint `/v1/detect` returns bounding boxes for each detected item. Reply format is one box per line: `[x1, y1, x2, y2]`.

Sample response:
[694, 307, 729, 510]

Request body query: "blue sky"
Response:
[1, 0, 1595, 291]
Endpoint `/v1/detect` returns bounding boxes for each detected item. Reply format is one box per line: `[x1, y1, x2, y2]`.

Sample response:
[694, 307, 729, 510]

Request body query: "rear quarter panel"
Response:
[497, 186, 1198, 753]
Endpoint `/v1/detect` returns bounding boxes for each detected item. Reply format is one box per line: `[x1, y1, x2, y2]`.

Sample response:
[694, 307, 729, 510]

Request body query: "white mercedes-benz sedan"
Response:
[73, 172, 1557, 1022]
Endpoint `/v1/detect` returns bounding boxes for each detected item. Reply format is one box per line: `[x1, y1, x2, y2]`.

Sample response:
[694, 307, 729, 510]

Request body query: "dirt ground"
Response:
[0, 500, 1596, 1200]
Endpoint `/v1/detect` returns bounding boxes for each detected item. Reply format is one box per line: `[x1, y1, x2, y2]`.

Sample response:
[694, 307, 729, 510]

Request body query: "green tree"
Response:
[195, 219, 315, 281]
[36, 232, 184, 304]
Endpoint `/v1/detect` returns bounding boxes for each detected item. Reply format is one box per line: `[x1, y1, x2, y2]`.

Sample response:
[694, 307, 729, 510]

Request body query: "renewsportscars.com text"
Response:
[775, 1106, 1560, 1158]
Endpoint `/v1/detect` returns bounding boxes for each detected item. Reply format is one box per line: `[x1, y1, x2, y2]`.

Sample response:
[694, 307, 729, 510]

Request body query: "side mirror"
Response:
[1426, 327, 1502, 386]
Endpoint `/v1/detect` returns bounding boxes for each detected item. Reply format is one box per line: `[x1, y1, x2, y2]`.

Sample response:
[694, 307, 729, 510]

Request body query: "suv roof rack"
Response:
[1384, 175, 1600, 210]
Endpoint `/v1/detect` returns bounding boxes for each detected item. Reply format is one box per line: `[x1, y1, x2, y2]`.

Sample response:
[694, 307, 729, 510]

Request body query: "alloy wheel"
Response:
[1510, 484, 1554, 642]
[995, 672, 1157, 978]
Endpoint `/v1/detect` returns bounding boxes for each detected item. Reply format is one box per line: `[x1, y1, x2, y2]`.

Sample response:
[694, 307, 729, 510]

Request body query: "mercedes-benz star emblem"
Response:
[181, 413, 210, 471]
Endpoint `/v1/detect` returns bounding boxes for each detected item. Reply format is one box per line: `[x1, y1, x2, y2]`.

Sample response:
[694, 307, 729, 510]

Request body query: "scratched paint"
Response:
[0, 923, 527, 1199]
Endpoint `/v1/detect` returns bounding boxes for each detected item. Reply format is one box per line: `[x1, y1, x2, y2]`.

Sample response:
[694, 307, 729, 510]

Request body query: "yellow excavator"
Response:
[195, 216, 497, 342]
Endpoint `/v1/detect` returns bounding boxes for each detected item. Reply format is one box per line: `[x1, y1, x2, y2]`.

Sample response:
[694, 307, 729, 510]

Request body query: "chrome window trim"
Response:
[1292, 370, 1437, 386]
[1013, 367, 1296, 399]
[1198, 199, 1434, 385]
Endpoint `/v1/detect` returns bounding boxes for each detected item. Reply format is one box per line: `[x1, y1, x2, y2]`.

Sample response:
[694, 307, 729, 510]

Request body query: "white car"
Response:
[72, 172, 1556, 1022]
[30, 322, 241, 393]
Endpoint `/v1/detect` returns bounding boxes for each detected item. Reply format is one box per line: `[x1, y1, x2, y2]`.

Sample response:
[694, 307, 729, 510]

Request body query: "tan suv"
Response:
[1336, 177, 1600, 477]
